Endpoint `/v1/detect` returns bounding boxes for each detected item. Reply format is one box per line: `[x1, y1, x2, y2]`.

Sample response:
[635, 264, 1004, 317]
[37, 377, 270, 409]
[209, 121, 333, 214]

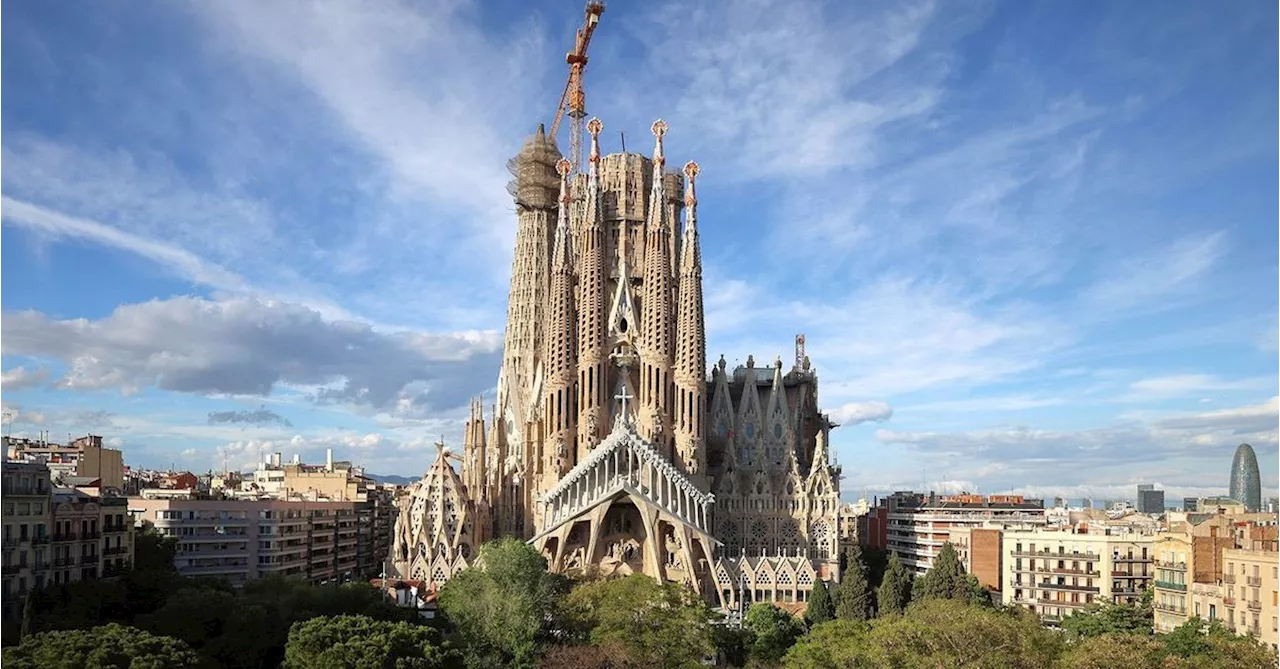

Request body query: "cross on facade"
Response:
[615, 385, 634, 423]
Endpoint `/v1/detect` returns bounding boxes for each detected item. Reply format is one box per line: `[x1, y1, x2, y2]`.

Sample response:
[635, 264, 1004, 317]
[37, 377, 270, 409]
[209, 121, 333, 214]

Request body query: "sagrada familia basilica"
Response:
[391, 117, 846, 609]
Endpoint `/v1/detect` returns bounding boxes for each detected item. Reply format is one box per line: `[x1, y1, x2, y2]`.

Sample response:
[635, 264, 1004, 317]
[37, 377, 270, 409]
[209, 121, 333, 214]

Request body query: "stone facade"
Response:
[392, 118, 843, 606]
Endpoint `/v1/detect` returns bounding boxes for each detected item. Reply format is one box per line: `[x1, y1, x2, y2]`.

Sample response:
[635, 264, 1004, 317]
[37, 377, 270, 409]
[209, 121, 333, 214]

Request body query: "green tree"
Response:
[1059, 601, 1153, 641]
[743, 603, 804, 667]
[19, 592, 36, 639]
[283, 614, 460, 669]
[132, 522, 179, 573]
[804, 580, 835, 626]
[912, 542, 970, 603]
[438, 538, 567, 669]
[834, 546, 871, 621]
[784, 599, 1061, 669]
[860, 547, 889, 591]
[562, 574, 716, 669]
[1058, 633, 1168, 669]
[874, 553, 911, 617]
[2, 623, 206, 669]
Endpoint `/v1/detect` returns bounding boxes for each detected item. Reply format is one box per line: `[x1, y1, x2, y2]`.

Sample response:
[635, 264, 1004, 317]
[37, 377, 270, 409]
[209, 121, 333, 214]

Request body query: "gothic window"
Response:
[431, 566, 449, 586]
[751, 520, 770, 541]
[781, 519, 799, 541]
[778, 571, 793, 586]
[745, 424, 755, 440]
[773, 424, 783, 440]
[798, 570, 813, 587]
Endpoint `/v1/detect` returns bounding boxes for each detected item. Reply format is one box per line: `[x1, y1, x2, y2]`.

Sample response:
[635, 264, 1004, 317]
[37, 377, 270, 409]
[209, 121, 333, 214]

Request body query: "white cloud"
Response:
[2, 296, 501, 413]
[2, 197, 253, 294]
[193, 0, 550, 275]
[1, 366, 50, 391]
[829, 401, 893, 426]
[1081, 231, 1227, 315]
[1123, 373, 1273, 401]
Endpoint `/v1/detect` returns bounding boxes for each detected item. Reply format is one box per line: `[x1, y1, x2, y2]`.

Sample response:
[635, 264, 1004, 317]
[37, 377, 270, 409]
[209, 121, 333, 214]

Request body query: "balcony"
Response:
[1154, 602, 1187, 615]
[1154, 580, 1187, 592]
[1156, 560, 1187, 570]
[1112, 556, 1150, 563]
[1247, 576, 1262, 587]
[103, 546, 129, 556]
[1223, 596, 1236, 606]
[32, 536, 50, 545]
[1037, 582, 1100, 593]
[1247, 600, 1261, 611]
[1011, 550, 1100, 561]
[1, 564, 22, 575]
[1224, 574, 1236, 584]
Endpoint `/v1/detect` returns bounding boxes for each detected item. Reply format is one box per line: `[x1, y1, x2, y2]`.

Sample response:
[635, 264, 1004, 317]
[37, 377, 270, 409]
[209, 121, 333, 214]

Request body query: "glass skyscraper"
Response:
[1228, 443, 1261, 512]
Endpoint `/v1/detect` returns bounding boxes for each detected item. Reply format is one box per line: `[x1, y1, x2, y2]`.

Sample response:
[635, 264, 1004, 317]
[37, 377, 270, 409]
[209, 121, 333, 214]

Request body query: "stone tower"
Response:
[393, 115, 845, 607]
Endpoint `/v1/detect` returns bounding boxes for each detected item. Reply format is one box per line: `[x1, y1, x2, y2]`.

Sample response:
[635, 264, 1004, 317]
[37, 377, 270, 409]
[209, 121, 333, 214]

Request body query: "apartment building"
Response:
[1153, 516, 1236, 632]
[130, 497, 382, 585]
[948, 526, 1004, 592]
[1001, 527, 1155, 625]
[882, 491, 1047, 574]
[1, 460, 52, 621]
[1222, 548, 1279, 649]
[3, 435, 125, 491]
[47, 488, 135, 585]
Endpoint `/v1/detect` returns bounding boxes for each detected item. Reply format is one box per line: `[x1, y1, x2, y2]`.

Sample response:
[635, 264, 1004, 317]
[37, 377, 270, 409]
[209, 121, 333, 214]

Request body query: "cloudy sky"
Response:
[2, 0, 1276, 503]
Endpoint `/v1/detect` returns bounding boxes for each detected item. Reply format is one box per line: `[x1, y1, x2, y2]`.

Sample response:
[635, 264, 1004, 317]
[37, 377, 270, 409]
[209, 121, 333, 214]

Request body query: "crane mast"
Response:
[550, 2, 605, 174]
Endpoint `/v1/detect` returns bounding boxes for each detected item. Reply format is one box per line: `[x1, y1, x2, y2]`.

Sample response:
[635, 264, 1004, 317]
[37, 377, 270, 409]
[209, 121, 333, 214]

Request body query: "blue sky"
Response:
[2, 0, 1276, 502]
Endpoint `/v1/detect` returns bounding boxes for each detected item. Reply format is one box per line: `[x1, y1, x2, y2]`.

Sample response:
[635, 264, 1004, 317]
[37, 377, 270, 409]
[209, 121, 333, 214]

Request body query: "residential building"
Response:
[129, 497, 385, 585]
[1221, 547, 1279, 649]
[1, 459, 53, 622]
[949, 526, 1003, 592]
[883, 491, 1046, 574]
[3, 435, 125, 491]
[1153, 514, 1260, 632]
[47, 487, 135, 582]
[1002, 527, 1154, 625]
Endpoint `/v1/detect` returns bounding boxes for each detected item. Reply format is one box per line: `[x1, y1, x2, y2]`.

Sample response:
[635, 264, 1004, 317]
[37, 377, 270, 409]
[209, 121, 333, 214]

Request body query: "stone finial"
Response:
[746, 354, 755, 368]
[718, 355, 727, 372]
[651, 119, 667, 167]
[683, 161, 700, 208]
[587, 118, 603, 164]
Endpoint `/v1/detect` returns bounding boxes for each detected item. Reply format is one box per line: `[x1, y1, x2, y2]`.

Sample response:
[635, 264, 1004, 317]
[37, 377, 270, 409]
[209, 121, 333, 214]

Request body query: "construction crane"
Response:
[549, 1, 605, 174]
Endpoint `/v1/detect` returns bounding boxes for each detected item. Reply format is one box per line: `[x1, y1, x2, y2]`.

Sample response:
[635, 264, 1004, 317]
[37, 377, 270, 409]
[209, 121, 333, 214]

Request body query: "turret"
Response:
[497, 125, 561, 441]
[577, 118, 608, 460]
[639, 120, 675, 450]
[673, 161, 707, 482]
[543, 158, 577, 487]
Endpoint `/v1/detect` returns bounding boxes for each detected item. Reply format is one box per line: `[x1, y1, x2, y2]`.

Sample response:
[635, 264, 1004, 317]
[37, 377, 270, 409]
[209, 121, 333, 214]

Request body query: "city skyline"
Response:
[2, 0, 1277, 502]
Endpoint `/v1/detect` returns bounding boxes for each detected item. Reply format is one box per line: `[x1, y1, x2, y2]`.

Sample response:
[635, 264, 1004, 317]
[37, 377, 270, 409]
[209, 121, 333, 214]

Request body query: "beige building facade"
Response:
[1001, 528, 1154, 625]
[1, 460, 52, 622]
[1222, 548, 1279, 649]
[130, 497, 373, 585]
[4, 435, 125, 491]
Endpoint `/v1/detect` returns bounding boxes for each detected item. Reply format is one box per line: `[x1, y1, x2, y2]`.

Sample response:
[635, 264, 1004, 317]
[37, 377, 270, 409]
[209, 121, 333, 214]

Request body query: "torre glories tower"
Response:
[1229, 443, 1262, 512]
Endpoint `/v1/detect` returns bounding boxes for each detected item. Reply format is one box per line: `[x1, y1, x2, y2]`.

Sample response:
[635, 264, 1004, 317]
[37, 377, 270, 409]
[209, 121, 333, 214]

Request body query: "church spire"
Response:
[673, 160, 707, 482]
[639, 120, 675, 450]
[543, 158, 577, 487]
[577, 118, 608, 459]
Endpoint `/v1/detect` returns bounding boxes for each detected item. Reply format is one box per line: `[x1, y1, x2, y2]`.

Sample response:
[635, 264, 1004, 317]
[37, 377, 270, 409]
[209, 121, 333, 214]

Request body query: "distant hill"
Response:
[368, 474, 417, 486]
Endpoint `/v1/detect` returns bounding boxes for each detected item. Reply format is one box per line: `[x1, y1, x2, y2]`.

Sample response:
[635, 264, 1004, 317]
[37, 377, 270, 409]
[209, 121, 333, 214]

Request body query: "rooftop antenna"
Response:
[620, 131, 625, 153]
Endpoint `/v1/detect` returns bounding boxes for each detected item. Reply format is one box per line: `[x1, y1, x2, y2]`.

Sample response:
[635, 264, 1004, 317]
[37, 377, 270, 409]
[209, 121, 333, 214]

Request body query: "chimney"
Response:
[326, 448, 333, 471]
